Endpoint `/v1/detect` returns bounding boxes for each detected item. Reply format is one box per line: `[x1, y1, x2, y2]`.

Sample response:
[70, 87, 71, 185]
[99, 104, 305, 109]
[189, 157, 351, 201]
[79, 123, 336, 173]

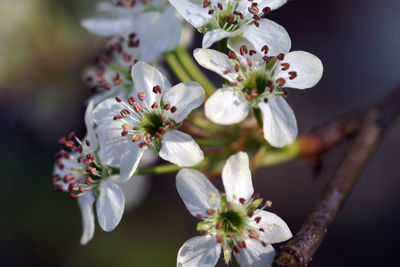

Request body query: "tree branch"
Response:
[273, 85, 400, 267]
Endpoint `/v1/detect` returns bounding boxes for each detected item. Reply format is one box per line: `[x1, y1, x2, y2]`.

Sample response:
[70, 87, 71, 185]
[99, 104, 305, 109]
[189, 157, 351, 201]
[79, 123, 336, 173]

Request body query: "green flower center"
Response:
[217, 209, 246, 234]
[137, 110, 164, 136]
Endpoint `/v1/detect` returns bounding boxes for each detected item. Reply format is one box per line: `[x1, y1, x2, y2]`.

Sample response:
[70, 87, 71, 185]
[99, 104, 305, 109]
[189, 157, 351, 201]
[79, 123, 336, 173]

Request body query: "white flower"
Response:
[53, 102, 125, 245]
[194, 41, 323, 147]
[176, 152, 292, 267]
[92, 62, 205, 182]
[169, 0, 291, 55]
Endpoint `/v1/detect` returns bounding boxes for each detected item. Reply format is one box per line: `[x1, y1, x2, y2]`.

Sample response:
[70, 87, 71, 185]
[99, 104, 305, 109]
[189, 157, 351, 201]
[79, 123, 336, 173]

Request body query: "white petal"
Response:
[163, 81, 205, 123]
[96, 180, 125, 232]
[77, 192, 96, 245]
[119, 143, 146, 182]
[169, 0, 210, 28]
[257, 0, 288, 11]
[84, 100, 98, 149]
[243, 19, 291, 56]
[81, 17, 134, 36]
[275, 51, 323, 89]
[205, 88, 249, 125]
[193, 48, 237, 82]
[234, 239, 276, 267]
[177, 236, 221, 267]
[118, 174, 150, 212]
[136, 8, 182, 62]
[250, 210, 292, 244]
[159, 130, 204, 167]
[176, 168, 220, 217]
[203, 29, 241, 49]
[258, 96, 297, 148]
[131, 62, 169, 107]
[222, 152, 253, 203]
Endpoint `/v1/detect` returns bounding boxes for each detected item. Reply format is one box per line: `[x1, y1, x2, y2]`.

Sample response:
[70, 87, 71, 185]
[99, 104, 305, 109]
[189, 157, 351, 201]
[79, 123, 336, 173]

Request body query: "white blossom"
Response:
[169, 0, 291, 55]
[92, 62, 205, 182]
[176, 152, 292, 266]
[194, 41, 323, 147]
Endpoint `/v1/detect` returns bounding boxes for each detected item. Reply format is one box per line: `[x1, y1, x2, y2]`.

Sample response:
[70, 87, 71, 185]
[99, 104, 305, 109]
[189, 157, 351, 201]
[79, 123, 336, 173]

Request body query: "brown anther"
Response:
[247, 211, 254, 217]
[238, 240, 247, 248]
[237, 76, 244, 82]
[263, 56, 270, 62]
[215, 234, 223, 243]
[261, 45, 269, 55]
[259, 228, 265, 232]
[132, 134, 141, 142]
[138, 92, 147, 101]
[281, 63, 290, 71]
[138, 142, 147, 148]
[208, 9, 214, 14]
[289, 71, 298, 80]
[227, 202, 232, 211]
[113, 74, 122, 86]
[233, 245, 240, 253]
[54, 184, 64, 192]
[228, 50, 236, 59]
[133, 102, 143, 113]
[123, 53, 133, 62]
[223, 69, 231, 75]
[151, 102, 159, 109]
[206, 209, 216, 216]
[249, 50, 257, 56]
[68, 183, 74, 193]
[58, 137, 67, 146]
[155, 132, 163, 140]
[248, 5, 259, 15]
[247, 58, 253, 67]
[230, 82, 238, 87]
[276, 78, 286, 86]
[196, 214, 203, 220]
[79, 186, 86, 193]
[234, 64, 240, 72]
[226, 16, 233, 23]
[52, 175, 61, 182]
[164, 103, 171, 110]
[249, 230, 259, 239]
[254, 216, 261, 223]
[159, 126, 167, 133]
[227, 233, 236, 238]
[203, 0, 211, 8]
[68, 132, 75, 140]
[261, 241, 267, 247]
[63, 174, 75, 183]
[263, 6, 271, 15]
[167, 121, 174, 128]
[121, 109, 130, 116]
[87, 166, 97, 176]
[254, 21, 259, 27]
[252, 193, 260, 199]
[239, 198, 246, 204]
[153, 85, 162, 94]
[122, 123, 131, 132]
[240, 45, 248, 55]
[85, 140, 91, 146]
[246, 95, 253, 101]
[113, 115, 123, 120]
[116, 96, 122, 102]
[217, 3, 223, 10]
[86, 176, 93, 185]
[170, 106, 177, 113]
[70, 193, 78, 199]
[250, 89, 258, 97]
[160, 117, 165, 124]
[128, 96, 135, 105]
[277, 53, 285, 61]
[264, 98, 268, 103]
[216, 221, 223, 230]
[65, 140, 75, 148]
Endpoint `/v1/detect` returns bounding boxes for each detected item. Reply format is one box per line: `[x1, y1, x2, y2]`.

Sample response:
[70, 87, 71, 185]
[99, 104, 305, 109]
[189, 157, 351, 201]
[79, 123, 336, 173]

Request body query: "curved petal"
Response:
[275, 51, 323, 89]
[222, 152, 253, 203]
[257, 0, 288, 11]
[81, 17, 135, 36]
[137, 8, 182, 62]
[119, 144, 146, 182]
[169, 0, 210, 28]
[193, 48, 237, 82]
[234, 239, 276, 267]
[203, 29, 241, 49]
[176, 168, 220, 217]
[77, 192, 96, 245]
[96, 180, 125, 232]
[159, 130, 204, 167]
[258, 96, 297, 148]
[177, 235, 221, 267]
[243, 19, 291, 56]
[163, 81, 205, 123]
[250, 210, 292, 244]
[131, 62, 169, 107]
[84, 100, 98, 149]
[205, 88, 249, 125]
[227, 38, 265, 68]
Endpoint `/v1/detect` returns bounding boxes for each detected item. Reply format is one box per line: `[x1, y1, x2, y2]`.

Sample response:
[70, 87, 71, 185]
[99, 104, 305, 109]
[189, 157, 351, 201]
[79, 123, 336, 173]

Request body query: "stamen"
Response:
[207, 209, 216, 216]
[138, 92, 147, 101]
[249, 230, 259, 239]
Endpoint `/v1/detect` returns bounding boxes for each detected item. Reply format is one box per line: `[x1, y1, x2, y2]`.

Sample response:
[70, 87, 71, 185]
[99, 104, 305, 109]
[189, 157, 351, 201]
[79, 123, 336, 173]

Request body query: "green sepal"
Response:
[246, 198, 263, 212]
[197, 220, 212, 232]
[223, 242, 231, 264]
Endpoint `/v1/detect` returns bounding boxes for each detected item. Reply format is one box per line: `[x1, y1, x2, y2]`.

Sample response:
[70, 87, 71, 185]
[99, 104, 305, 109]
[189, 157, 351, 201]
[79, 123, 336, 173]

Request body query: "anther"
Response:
[263, 6, 271, 15]
[138, 92, 147, 101]
[153, 85, 162, 94]
[254, 216, 261, 223]
[247, 211, 254, 217]
[239, 198, 246, 204]
[228, 50, 236, 59]
[289, 71, 298, 80]
[79, 186, 86, 193]
[132, 134, 141, 142]
[233, 245, 240, 253]
[151, 102, 159, 109]
[281, 63, 290, 71]
[63, 174, 75, 184]
[164, 103, 171, 110]
[216, 221, 223, 230]
[249, 50, 256, 56]
[155, 132, 163, 140]
[203, 0, 211, 8]
[277, 53, 285, 61]
[113, 74, 122, 86]
[128, 96, 135, 105]
[226, 202, 232, 211]
[170, 106, 177, 113]
[116, 96, 122, 103]
[159, 126, 167, 133]
[52, 175, 61, 182]
[238, 240, 247, 248]
[261, 45, 269, 55]
[227, 233, 236, 238]
[261, 241, 267, 247]
[113, 115, 123, 120]
[276, 78, 286, 86]
[234, 64, 240, 72]
[217, 3, 223, 10]
[249, 230, 259, 239]
[167, 121, 174, 128]
[206, 209, 216, 216]
[216, 234, 223, 243]
[86, 140, 91, 146]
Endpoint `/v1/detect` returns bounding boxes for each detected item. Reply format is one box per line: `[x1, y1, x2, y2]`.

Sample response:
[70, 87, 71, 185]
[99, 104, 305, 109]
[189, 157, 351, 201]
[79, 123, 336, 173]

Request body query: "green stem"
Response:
[174, 45, 216, 96]
[164, 52, 192, 82]
[257, 142, 300, 168]
[196, 138, 232, 147]
[134, 164, 182, 175]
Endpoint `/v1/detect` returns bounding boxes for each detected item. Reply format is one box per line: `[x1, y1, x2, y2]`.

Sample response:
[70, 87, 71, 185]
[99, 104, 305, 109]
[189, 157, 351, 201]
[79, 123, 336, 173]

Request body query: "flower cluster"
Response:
[52, 0, 324, 266]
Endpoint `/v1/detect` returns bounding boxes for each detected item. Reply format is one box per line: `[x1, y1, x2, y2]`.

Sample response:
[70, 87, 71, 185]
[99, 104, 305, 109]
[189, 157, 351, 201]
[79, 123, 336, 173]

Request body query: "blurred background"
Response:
[1, 0, 399, 266]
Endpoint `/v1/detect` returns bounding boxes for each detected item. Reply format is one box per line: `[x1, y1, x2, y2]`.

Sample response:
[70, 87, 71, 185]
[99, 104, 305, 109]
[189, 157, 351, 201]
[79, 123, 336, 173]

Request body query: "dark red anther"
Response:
[116, 96, 122, 102]
[206, 209, 216, 216]
[254, 216, 261, 223]
[277, 53, 285, 61]
[170, 106, 177, 113]
[216, 234, 224, 243]
[289, 71, 298, 80]
[239, 198, 246, 204]
[233, 245, 240, 253]
[216, 221, 223, 230]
